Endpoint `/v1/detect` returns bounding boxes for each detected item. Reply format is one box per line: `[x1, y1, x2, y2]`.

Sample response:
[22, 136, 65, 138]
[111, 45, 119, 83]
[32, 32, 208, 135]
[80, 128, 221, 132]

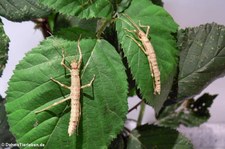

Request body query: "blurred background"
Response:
[0, 0, 225, 148]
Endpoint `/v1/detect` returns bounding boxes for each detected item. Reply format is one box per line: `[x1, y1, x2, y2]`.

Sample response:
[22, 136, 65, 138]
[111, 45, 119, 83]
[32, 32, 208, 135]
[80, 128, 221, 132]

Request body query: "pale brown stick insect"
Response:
[122, 14, 161, 95]
[35, 39, 95, 136]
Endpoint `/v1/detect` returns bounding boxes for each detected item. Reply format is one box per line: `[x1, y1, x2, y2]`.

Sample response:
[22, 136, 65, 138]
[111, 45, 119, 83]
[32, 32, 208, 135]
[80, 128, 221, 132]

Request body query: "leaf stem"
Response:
[128, 100, 143, 113]
[137, 101, 145, 126]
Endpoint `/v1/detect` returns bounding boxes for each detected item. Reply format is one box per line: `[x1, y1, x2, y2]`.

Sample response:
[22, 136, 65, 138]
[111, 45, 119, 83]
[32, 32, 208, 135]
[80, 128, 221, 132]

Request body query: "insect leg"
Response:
[138, 21, 150, 36]
[51, 77, 70, 89]
[81, 75, 95, 89]
[61, 49, 71, 71]
[126, 34, 148, 55]
[35, 96, 71, 114]
[77, 38, 82, 68]
[124, 28, 137, 34]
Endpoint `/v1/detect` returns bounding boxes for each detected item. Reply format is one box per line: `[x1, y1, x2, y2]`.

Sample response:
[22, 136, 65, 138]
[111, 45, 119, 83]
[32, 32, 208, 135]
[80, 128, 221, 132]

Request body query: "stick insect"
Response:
[122, 14, 161, 95]
[35, 38, 95, 136]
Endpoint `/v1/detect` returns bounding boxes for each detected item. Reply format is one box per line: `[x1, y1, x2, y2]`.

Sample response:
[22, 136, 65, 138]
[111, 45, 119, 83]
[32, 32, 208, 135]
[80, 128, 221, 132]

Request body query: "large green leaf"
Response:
[0, 19, 9, 77]
[5, 38, 128, 148]
[116, 0, 178, 113]
[156, 93, 217, 128]
[0, 96, 16, 146]
[0, 0, 51, 22]
[39, 0, 113, 19]
[178, 23, 225, 99]
[127, 125, 193, 149]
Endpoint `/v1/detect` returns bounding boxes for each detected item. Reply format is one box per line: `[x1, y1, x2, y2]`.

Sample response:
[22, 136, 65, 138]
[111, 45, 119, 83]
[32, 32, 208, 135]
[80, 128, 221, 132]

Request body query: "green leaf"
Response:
[108, 134, 125, 149]
[0, 19, 9, 77]
[0, 0, 51, 22]
[127, 125, 193, 149]
[55, 27, 96, 41]
[151, 0, 164, 7]
[178, 23, 225, 99]
[39, 0, 113, 19]
[0, 96, 16, 145]
[6, 38, 128, 148]
[157, 93, 217, 128]
[54, 14, 98, 34]
[116, 0, 178, 113]
[116, 0, 132, 13]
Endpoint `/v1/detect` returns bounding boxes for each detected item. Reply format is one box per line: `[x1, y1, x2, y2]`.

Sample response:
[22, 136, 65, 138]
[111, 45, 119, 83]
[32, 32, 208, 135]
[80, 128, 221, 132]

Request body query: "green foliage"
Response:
[116, 0, 178, 113]
[157, 93, 217, 128]
[127, 125, 193, 149]
[39, 0, 113, 19]
[151, 0, 164, 7]
[5, 38, 128, 148]
[178, 23, 225, 99]
[0, 96, 16, 146]
[0, 19, 9, 77]
[0, 0, 50, 22]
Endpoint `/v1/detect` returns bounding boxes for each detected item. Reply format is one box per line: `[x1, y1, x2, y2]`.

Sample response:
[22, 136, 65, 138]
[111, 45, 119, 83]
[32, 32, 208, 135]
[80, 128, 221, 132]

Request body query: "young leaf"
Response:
[39, 0, 113, 19]
[0, 19, 9, 77]
[178, 23, 225, 99]
[156, 93, 217, 128]
[0, 0, 51, 22]
[5, 38, 128, 148]
[0, 96, 16, 146]
[116, 0, 178, 113]
[127, 125, 193, 149]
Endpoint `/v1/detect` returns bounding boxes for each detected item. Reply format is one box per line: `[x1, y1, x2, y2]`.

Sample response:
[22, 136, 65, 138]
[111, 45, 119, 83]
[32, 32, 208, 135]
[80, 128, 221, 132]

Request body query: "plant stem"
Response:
[137, 101, 145, 126]
[128, 100, 143, 113]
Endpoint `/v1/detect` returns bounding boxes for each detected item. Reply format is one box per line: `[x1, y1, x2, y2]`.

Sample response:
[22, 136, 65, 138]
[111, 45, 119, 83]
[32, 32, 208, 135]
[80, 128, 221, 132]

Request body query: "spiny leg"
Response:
[35, 96, 71, 114]
[51, 77, 70, 89]
[61, 49, 71, 71]
[81, 75, 95, 89]
[138, 21, 150, 36]
[124, 28, 137, 34]
[126, 34, 147, 55]
[126, 34, 154, 77]
[77, 36, 82, 68]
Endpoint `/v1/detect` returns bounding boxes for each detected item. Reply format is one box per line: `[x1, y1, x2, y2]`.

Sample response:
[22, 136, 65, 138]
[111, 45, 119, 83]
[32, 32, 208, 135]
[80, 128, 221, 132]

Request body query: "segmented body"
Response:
[123, 14, 161, 94]
[35, 39, 95, 136]
[68, 63, 81, 136]
[138, 31, 161, 94]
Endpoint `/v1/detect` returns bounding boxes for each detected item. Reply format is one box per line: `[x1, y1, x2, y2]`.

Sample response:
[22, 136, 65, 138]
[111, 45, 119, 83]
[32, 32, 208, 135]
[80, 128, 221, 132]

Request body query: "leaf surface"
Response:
[178, 23, 225, 99]
[6, 38, 128, 148]
[116, 0, 178, 112]
[0, 0, 50, 21]
[0, 96, 16, 146]
[39, 0, 112, 19]
[157, 93, 217, 128]
[0, 19, 9, 77]
[127, 125, 193, 149]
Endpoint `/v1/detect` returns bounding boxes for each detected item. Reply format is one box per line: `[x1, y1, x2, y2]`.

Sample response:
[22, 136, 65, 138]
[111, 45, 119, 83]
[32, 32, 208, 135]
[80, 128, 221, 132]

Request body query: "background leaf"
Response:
[156, 93, 217, 128]
[0, 19, 9, 77]
[55, 27, 96, 41]
[0, 0, 51, 22]
[0, 96, 16, 146]
[39, 0, 113, 19]
[116, 0, 178, 113]
[178, 23, 225, 99]
[127, 125, 193, 149]
[6, 38, 128, 148]
[151, 0, 164, 7]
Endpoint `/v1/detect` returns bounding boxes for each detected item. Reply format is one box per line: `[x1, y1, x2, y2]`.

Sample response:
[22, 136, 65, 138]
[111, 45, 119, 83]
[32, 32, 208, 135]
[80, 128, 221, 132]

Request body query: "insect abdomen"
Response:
[68, 69, 81, 136]
[68, 98, 80, 136]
